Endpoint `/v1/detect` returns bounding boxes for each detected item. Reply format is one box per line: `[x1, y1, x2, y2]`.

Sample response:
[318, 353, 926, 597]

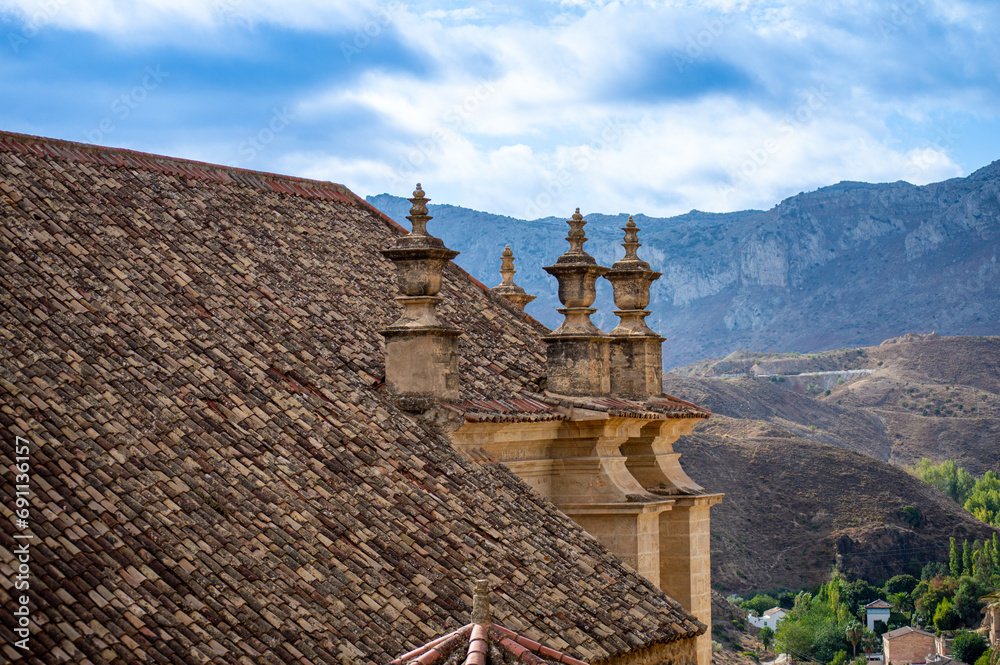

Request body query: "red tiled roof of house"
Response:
[883, 626, 936, 640]
[866, 599, 893, 609]
[0, 130, 705, 665]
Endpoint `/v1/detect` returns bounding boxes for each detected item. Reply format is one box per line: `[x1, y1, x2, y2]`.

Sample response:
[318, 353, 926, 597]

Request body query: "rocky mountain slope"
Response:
[665, 334, 1000, 592]
[369, 162, 1000, 368]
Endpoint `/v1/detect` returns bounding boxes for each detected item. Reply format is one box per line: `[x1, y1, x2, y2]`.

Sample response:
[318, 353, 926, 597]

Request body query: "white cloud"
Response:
[0, 0, 382, 37]
[5, 0, 995, 219]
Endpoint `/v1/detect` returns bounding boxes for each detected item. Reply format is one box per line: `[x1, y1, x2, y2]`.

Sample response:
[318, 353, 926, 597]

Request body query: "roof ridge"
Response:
[391, 622, 591, 665]
[0, 128, 358, 204]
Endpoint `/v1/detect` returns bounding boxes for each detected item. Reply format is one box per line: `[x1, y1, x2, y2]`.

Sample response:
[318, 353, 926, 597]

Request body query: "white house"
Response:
[866, 599, 893, 631]
[749, 607, 789, 631]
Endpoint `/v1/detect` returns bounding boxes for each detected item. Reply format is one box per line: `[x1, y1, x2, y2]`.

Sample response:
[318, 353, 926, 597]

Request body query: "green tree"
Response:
[933, 597, 960, 631]
[830, 650, 850, 665]
[775, 619, 814, 658]
[974, 648, 995, 665]
[954, 576, 989, 626]
[759, 626, 774, 651]
[952, 632, 989, 665]
[964, 540, 974, 575]
[951, 537, 963, 577]
[915, 576, 958, 619]
[912, 458, 977, 503]
[845, 621, 864, 657]
[888, 592, 914, 618]
[901, 505, 923, 527]
[841, 579, 880, 619]
[814, 621, 853, 664]
[860, 630, 880, 656]
[884, 574, 919, 596]
[742, 594, 780, 616]
[965, 471, 1000, 527]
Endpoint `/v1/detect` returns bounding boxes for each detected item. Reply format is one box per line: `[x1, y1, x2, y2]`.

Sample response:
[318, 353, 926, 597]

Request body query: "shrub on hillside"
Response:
[952, 632, 988, 665]
[973, 648, 994, 665]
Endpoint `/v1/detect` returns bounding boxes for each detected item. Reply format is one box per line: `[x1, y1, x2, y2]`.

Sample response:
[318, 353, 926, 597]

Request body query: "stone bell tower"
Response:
[542, 209, 610, 396]
[380, 184, 462, 407]
[604, 216, 664, 398]
[490, 245, 536, 311]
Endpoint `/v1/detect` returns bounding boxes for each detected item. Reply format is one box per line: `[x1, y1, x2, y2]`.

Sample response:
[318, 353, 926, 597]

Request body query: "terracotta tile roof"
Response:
[883, 626, 936, 640]
[866, 599, 892, 609]
[391, 623, 590, 665]
[0, 130, 704, 665]
[444, 399, 567, 423]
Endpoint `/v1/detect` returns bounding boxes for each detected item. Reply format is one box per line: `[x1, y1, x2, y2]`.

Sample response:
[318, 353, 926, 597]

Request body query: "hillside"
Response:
[665, 334, 1000, 592]
[369, 162, 1000, 367]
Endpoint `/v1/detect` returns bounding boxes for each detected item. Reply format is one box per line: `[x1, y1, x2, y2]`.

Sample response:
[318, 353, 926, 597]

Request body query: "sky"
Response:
[1, 0, 998, 219]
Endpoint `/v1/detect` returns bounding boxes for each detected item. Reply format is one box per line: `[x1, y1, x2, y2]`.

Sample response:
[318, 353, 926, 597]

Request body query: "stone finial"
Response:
[542, 208, 610, 396]
[380, 184, 463, 409]
[500, 245, 516, 285]
[490, 244, 536, 311]
[401, 183, 443, 247]
[617, 216, 649, 269]
[555, 208, 596, 265]
[543, 209, 608, 332]
[606, 216, 660, 322]
[603, 215, 664, 398]
[471, 580, 492, 624]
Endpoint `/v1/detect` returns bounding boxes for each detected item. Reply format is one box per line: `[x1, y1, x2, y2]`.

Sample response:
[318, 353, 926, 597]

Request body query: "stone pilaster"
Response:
[604, 216, 664, 399]
[380, 184, 462, 408]
[543, 208, 610, 396]
[490, 244, 536, 311]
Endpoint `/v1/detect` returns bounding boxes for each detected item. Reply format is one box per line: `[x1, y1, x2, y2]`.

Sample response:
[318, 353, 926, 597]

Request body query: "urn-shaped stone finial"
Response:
[542, 208, 611, 396]
[490, 245, 536, 311]
[379, 185, 462, 409]
[603, 215, 664, 398]
[605, 216, 662, 332]
[543, 208, 608, 334]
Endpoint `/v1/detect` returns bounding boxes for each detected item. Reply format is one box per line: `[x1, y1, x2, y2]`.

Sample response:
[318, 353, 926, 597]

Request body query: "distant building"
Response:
[985, 601, 999, 647]
[866, 599, 893, 631]
[763, 654, 797, 665]
[749, 607, 789, 631]
[882, 626, 937, 665]
[926, 655, 967, 665]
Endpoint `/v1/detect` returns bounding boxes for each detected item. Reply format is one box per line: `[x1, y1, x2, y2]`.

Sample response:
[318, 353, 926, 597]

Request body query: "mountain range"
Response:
[368, 162, 1000, 368]
[667, 333, 1000, 592]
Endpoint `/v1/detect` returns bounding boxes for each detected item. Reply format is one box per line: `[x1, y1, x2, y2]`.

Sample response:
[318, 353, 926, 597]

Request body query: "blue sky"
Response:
[1, 0, 998, 218]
